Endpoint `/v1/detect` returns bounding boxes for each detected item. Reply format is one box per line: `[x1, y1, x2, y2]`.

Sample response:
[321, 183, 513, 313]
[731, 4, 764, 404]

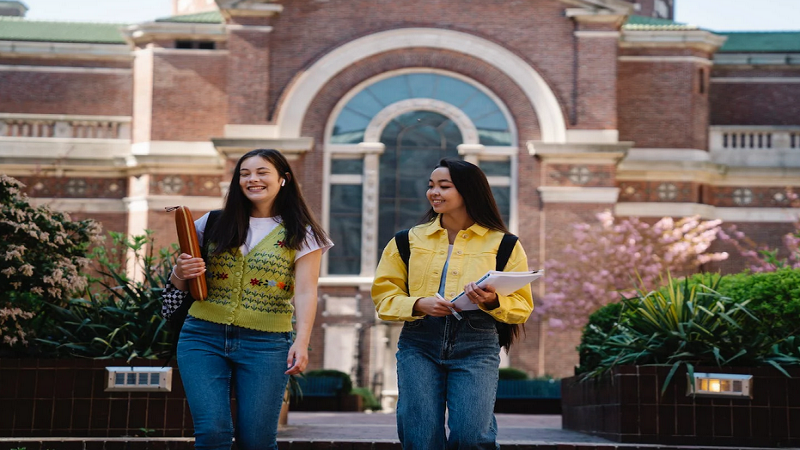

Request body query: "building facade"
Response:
[1, 0, 799, 408]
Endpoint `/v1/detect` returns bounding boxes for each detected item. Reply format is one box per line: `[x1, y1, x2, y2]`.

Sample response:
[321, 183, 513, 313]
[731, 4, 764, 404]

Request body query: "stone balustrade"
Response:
[710, 125, 800, 151]
[0, 113, 131, 140]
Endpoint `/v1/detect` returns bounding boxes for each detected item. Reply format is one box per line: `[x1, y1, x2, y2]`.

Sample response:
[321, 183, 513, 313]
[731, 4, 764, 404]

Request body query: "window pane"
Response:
[378, 111, 461, 253]
[328, 185, 363, 275]
[480, 160, 510, 177]
[369, 77, 411, 107]
[491, 186, 511, 226]
[331, 159, 363, 175]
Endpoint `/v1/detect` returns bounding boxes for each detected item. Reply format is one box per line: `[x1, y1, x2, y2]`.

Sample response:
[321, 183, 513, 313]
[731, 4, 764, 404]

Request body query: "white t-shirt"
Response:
[195, 213, 332, 261]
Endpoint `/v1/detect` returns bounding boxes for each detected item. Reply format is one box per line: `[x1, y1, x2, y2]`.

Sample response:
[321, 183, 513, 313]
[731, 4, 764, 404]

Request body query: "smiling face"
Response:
[427, 167, 465, 216]
[238, 156, 283, 215]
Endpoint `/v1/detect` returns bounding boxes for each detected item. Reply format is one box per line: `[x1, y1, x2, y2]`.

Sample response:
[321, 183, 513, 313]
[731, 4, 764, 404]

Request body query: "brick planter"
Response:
[0, 358, 193, 438]
[561, 365, 800, 447]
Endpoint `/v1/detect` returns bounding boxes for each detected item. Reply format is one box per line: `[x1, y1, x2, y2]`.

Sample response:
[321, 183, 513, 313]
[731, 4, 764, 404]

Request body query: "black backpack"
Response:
[393, 229, 521, 350]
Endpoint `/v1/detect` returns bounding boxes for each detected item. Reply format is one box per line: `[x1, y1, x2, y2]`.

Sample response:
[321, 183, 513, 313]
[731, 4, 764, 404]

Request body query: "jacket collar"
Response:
[423, 215, 490, 237]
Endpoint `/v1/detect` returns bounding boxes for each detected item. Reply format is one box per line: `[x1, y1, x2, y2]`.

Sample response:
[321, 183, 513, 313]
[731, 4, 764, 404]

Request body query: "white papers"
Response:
[450, 270, 543, 311]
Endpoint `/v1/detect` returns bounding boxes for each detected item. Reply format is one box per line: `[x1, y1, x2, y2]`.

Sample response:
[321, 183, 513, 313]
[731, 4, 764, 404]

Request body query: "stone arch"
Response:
[276, 27, 567, 143]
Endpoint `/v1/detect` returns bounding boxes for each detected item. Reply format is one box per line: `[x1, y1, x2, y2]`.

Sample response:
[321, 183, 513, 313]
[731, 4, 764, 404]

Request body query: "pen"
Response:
[435, 293, 462, 320]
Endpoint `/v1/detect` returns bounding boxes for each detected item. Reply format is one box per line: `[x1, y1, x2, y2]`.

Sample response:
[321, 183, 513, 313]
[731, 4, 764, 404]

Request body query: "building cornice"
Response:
[122, 22, 228, 46]
[527, 140, 631, 163]
[714, 53, 800, 66]
[620, 29, 727, 53]
[212, 137, 313, 160]
[615, 202, 800, 223]
[215, 0, 283, 18]
[0, 40, 131, 61]
[560, 0, 633, 16]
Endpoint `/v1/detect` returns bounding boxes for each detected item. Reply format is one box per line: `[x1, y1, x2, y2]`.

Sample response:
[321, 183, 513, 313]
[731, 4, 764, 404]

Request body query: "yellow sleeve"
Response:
[371, 238, 423, 322]
[478, 241, 534, 324]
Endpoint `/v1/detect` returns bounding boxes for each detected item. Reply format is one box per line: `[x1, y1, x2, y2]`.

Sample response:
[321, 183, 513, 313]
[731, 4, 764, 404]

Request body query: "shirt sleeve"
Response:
[194, 213, 209, 247]
[478, 241, 535, 324]
[371, 237, 422, 322]
[295, 228, 334, 261]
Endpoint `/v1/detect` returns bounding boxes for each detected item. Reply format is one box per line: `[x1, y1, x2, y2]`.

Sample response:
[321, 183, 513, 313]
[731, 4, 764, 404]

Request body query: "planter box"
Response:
[561, 365, 800, 447]
[0, 358, 193, 438]
[494, 379, 561, 414]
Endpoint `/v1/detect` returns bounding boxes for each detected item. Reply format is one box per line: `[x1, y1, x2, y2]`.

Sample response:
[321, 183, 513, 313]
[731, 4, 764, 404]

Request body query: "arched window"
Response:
[324, 70, 517, 277]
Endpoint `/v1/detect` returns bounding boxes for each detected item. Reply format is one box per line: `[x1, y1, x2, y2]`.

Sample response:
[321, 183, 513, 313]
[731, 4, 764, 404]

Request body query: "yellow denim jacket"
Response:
[372, 218, 534, 324]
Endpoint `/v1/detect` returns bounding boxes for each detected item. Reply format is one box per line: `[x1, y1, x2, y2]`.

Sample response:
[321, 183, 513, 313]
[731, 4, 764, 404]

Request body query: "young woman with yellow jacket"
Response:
[372, 158, 534, 449]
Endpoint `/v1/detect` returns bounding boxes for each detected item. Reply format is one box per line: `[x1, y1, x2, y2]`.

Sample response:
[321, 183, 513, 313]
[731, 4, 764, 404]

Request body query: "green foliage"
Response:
[303, 369, 353, 394]
[578, 273, 800, 393]
[498, 367, 529, 380]
[350, 386, 382, 411]
[713, 268, 800, 338]
[576, 301, 623, 375]
[35, 231, 179, 361]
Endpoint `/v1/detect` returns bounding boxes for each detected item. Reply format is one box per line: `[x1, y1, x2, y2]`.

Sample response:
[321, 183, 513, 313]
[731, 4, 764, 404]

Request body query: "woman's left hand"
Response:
[463, 282, 500, 310]
[285, 342, 309, 375]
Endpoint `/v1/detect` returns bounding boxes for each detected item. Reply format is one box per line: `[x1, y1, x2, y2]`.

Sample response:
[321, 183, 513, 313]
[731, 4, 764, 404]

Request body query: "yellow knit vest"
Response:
[188, 223, 297, 332]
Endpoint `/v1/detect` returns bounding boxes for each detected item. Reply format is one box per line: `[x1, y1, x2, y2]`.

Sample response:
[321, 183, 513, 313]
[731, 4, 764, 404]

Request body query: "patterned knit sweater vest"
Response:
[188, 223, 297, 332]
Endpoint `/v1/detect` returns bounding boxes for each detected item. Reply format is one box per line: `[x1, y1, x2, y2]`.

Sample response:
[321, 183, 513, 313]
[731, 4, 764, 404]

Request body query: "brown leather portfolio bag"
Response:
[171, 206, 208, 301]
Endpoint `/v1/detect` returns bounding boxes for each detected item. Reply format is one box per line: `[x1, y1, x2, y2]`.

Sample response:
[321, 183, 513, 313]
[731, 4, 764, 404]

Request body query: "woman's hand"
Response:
[463, 282, 500, 310]
[173, 253, 206, 280]
[285, 342, 309, 375]
[413, 296, 457, 317]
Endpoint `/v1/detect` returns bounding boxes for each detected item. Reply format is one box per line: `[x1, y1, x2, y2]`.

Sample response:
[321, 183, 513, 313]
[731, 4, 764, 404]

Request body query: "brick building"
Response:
[1, 0, 798, 408]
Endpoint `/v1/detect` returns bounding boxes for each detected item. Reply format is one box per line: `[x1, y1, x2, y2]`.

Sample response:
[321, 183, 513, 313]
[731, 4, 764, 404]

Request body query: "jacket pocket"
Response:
[407, 248, 435, 293]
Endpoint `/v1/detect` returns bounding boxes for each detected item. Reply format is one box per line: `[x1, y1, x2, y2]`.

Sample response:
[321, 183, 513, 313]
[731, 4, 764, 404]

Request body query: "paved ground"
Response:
[279, 412, 613, 445]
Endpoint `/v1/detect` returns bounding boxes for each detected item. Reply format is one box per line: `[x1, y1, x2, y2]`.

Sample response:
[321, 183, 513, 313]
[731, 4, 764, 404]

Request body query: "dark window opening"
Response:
[175, 40, 216, 50]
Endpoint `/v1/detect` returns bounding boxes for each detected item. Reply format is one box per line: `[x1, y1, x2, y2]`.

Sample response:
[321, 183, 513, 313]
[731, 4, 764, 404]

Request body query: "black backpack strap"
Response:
[200, 209, 222, 260]
[395, 229, 411, 267]
[496, 234, 518, 271]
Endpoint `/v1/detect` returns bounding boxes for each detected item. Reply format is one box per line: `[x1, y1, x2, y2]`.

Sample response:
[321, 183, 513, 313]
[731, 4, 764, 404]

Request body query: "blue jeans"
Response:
[177, 315, 291, 450]
[396, 310, 501, 450]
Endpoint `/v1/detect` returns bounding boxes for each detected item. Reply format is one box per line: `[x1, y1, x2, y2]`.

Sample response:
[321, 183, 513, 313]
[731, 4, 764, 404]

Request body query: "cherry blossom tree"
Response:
[0, 175, 102, 352]
[541, 212, 729, 329]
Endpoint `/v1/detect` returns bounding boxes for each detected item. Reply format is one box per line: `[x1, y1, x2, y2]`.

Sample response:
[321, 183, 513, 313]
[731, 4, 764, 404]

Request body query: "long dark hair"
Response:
[420, 158, 523, 351]
[207, 149, 330, 255]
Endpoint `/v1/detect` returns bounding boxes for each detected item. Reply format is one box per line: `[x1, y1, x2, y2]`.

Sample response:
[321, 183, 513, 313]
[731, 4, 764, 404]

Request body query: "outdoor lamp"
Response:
[686, 372, 752, 398]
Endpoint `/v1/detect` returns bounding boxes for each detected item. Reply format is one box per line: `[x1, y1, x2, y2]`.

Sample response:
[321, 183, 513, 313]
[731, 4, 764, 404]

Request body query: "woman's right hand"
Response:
[174, 253, 206, 280]
[413, 296, 456, 317]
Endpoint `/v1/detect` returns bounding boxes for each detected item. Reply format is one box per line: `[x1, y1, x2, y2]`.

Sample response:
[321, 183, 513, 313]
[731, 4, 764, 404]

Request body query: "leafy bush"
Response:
[713, 268, 800, 338]
[36, 232, 178, 361]
[578, 274, 799, 392]
[576, 301, 623, 375]
[303, 369, 353, 395]
[351, 387, 382, 411]
[498, 367, 529, 380]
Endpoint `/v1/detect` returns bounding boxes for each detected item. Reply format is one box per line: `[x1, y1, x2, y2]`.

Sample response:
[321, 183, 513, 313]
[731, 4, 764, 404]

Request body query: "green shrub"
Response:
[351, 386, 382, 411]
[304, 369, 353, 395]
[713, 268, 800, 338]
[498, 367, 529, 380]
[35, 232, 178, 361]
[579, 273, 800, 393]
[576, 301, 623, 375]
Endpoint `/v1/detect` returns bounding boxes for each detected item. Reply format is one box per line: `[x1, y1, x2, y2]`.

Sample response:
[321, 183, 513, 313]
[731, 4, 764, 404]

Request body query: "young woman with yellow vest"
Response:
[167, 149, 332, 450]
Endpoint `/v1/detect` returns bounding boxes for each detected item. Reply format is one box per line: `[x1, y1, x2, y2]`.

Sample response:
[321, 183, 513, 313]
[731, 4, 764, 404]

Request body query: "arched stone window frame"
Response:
[321, 68, 520, 279]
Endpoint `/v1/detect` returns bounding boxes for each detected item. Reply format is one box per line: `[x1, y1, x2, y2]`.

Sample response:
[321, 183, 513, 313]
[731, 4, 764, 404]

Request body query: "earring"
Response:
[280, 179, 286, 186]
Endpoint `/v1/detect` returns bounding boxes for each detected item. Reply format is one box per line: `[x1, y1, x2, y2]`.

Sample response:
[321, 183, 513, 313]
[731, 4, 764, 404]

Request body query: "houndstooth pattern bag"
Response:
[161, 280, 190, 320]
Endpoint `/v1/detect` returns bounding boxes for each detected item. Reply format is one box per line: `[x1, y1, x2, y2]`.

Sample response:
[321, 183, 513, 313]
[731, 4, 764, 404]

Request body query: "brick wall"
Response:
[710, 68, 800, 125]
[149, 51, 228, 141]
[0, 68, 132, 116]
[618, 53, 710, 149]
[269, 0, 579, 123]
